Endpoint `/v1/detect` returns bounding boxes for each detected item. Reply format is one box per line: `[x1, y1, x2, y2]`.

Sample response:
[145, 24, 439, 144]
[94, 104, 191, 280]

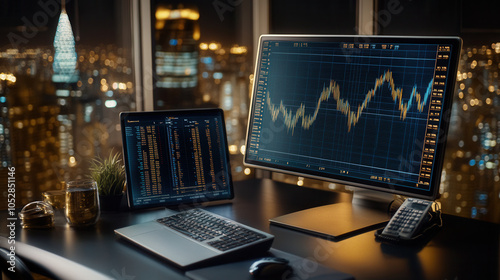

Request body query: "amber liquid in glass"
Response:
[65, 187, 100, 226]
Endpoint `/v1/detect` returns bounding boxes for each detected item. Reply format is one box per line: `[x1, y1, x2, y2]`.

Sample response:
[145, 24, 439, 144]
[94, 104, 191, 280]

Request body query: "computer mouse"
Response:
[249, 257, 292, 279]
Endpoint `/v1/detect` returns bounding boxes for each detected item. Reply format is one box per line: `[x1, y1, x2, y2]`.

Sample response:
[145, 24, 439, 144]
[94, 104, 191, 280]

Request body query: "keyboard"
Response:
[157, 209, 270, 252]
[115, 208, 274, 268]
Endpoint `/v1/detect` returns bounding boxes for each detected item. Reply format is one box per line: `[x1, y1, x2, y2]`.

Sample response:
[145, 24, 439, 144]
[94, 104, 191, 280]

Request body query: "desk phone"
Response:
[381, 198, 433, 240]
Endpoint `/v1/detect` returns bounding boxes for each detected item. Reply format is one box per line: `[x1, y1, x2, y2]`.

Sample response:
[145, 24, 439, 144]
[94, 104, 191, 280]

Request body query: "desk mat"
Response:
[185, 248, 354, 280]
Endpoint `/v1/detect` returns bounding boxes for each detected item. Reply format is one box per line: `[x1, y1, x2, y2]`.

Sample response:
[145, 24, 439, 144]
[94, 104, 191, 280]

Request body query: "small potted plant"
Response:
[89, 150, 126, 211]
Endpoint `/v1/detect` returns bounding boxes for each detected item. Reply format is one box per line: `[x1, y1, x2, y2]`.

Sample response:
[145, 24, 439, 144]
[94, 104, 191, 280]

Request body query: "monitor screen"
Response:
[121, 109, 233, 209]
[245, 35, 461, 200]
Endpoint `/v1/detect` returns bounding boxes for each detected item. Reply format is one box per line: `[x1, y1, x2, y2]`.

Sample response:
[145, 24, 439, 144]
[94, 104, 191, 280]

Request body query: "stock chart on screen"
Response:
[247, 38, 455, 193]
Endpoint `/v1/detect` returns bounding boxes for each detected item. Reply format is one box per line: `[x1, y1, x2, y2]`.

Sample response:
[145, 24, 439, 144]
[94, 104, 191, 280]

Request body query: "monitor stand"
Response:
[269, 188, 393, 241]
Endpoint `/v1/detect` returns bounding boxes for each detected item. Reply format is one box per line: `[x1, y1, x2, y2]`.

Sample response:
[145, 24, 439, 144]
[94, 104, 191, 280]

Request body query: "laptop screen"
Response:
[120, 109, 234, 209]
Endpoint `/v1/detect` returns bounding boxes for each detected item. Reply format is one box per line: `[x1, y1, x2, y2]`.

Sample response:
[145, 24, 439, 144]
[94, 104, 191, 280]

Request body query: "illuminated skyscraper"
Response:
[52, 1, 78, 169]
[52, 5, 79, 93]
[0, 74, 14, 168]
[154, 5, 201, 109]
[0, 74, 13, 209]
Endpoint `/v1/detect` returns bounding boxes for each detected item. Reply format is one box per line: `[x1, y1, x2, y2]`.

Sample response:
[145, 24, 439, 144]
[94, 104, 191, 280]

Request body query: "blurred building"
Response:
[198, 43, 250, 142]
[152, 3, 252, 179]
[197, 42, 252, 180]
[440, 43, 500, 222]
[8, 73, 62, 205]
[0, 73, 14, 167]
[0, 73, 14, 209]
[154, 5, 201, 109]
[52, 6, 79, 173]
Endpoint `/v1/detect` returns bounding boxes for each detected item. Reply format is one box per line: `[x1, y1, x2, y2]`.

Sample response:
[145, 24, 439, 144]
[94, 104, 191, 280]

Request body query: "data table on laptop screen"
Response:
[246, 38, 457, 198]
[122, 110, 233, 208]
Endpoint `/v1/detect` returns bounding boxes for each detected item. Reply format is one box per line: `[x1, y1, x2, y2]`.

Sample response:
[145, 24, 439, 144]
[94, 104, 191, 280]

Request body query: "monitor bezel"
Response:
[244, 35, 462, 200]
[121, 108, 234, 210]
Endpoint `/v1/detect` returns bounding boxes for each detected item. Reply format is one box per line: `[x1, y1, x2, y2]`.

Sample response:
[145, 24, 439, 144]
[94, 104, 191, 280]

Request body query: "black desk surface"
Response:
[1, 179, 499, 280]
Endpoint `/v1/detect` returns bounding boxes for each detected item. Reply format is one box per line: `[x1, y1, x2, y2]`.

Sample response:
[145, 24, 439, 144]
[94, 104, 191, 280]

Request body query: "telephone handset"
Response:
[381, 198, 433, 240]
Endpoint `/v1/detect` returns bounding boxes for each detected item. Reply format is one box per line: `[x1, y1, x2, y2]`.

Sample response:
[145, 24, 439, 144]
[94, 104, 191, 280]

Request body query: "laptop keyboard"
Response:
[157, 209, 269, 252]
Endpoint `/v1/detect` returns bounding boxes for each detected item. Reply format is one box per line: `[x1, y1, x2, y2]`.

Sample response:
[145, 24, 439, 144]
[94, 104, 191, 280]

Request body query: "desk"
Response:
[1, 179, 499, 279]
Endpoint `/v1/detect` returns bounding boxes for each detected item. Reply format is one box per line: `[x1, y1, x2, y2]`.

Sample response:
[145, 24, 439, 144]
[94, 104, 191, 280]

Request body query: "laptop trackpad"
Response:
[130, 226, 219, 267]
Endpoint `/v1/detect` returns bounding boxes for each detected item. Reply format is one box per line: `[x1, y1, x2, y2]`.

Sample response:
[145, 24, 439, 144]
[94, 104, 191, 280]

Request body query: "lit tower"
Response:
[52, 1, 79, 92]
[52, 0, 78, 169]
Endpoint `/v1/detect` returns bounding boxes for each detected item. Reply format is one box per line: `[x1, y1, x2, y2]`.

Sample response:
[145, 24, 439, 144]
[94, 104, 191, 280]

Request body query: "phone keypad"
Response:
[382, 198, 432, 239]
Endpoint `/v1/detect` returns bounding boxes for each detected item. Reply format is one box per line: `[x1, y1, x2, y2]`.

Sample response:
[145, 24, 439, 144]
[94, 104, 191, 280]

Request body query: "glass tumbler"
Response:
[65, 179, 100, 227]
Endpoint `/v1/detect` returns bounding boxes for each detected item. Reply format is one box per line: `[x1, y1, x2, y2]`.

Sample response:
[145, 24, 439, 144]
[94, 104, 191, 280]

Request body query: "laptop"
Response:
[115, 108, 274, 268]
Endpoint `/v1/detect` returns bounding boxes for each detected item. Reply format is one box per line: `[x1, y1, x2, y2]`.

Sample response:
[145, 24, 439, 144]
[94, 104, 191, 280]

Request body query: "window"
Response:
[0, 0, 135, 207]
[376, 0, 500, 223]
[0, 0, 256, 209]
[148, 0, 255, 180]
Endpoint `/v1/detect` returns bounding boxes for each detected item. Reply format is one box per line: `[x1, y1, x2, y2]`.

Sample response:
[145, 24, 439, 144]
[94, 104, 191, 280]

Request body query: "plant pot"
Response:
[99, 193, 124, 212]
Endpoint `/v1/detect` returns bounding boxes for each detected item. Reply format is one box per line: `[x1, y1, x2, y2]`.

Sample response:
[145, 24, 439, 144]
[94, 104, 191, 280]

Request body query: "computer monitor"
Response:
[244, 35, 461, 240]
